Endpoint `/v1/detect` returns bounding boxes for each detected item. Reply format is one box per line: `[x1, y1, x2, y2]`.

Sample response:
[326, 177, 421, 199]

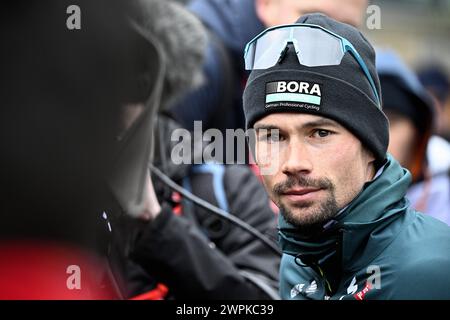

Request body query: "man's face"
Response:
[256, 0, 368, 27]
[254, 113, 375, 229]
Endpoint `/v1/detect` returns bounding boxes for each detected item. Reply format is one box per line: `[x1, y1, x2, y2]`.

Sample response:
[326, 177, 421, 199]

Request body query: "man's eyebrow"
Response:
[301, 118, 340, 129]
[255, 119, 340, 131]
[254, 124, 280, 131]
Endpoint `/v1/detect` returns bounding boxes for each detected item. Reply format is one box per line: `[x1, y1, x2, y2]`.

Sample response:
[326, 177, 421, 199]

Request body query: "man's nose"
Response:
[281, 140, 313, 176]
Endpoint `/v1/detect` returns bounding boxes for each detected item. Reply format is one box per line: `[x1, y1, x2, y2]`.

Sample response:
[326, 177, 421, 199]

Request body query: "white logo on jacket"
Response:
[290, 283, 305, 298]
[347, 277, 358, 295]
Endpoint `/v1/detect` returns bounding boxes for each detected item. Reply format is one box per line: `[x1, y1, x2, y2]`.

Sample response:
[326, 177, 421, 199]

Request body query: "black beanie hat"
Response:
[243, 13, 389, 163]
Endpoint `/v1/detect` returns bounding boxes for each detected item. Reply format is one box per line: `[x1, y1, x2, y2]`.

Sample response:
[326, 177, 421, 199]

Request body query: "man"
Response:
[242, 13, 450, 299]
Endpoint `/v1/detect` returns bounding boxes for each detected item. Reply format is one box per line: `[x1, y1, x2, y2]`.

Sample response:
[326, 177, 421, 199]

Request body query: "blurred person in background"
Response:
[0, 0, 166, 299]
[116, 0, 280, 300]
[377, 51, 450, 225]
[128, 114, 281, 299]
[417, 66, 450, 175]
[418, 65, 450, 138]
[167, 0, 370, 162]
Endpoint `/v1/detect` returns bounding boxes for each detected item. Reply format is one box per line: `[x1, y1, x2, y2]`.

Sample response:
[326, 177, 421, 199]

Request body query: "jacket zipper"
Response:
[314, 263, 333, 296]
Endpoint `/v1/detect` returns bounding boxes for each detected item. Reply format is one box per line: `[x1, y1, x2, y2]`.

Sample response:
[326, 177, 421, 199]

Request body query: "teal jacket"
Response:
[279, 155, 450, 300]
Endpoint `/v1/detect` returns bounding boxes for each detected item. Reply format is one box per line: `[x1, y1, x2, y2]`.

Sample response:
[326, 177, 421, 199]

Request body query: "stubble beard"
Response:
[274, 175, 339, 238]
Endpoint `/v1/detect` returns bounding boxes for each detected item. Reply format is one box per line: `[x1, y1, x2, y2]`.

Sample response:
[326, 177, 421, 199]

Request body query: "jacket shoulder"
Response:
[386, 211, 450, 299]
[402, 210, 450, 248]
[392, 256, 450, 299]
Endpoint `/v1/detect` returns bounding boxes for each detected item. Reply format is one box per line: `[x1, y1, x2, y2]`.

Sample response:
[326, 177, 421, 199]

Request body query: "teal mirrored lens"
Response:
[246, 28, 292, 70]
[294, 27, 343, 67]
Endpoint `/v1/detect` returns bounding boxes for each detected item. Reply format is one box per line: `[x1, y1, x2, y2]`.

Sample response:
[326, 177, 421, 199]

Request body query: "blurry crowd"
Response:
[0, 0, 449, 299]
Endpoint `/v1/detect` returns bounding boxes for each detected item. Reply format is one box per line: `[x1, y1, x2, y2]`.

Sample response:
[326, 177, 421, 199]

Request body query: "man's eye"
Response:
[269, 133, 281, 142]
[259, 133, 282, 142]
[312, 129, 332, 138]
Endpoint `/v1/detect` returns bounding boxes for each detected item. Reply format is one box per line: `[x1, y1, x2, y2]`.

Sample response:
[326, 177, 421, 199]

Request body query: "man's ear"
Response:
[367, 149, 376, 164]
[364, 147, 377, 179]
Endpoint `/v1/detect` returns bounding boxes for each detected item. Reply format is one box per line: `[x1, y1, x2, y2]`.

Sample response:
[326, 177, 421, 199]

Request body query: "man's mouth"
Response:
[280, 188, 323, 203]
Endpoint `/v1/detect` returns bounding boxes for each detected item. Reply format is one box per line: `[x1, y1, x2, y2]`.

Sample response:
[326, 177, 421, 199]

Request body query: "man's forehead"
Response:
[254, 113, 341, 129]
